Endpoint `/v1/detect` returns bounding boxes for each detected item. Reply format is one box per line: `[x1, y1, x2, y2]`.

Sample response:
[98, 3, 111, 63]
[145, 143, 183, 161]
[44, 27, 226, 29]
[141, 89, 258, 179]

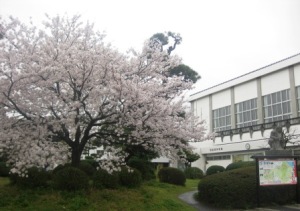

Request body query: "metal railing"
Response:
[215, 117, 300, 141]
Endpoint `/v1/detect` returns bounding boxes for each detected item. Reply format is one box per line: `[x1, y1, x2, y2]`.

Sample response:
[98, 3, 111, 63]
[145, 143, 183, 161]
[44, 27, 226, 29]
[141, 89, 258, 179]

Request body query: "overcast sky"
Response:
[1, 0, 300, 95]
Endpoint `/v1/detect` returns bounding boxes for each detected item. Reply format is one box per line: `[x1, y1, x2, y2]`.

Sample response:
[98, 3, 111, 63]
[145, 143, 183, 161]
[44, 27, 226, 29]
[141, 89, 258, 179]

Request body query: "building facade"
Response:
[189, 53, 300, 173]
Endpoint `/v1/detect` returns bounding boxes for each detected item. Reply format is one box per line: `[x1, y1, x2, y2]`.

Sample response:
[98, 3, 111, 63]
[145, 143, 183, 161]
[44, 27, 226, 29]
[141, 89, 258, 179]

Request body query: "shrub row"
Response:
[198, 165, 299, 209]
[127, 157, 156, 181]
[6, 161, 143, 191]
[158, 167, 186, 186]
[205, 161, 256, 176]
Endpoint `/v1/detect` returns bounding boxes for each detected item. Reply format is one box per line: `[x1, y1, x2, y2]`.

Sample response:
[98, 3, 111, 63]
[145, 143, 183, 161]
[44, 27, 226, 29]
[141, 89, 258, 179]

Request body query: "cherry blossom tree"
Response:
[0, 15, 207, 175]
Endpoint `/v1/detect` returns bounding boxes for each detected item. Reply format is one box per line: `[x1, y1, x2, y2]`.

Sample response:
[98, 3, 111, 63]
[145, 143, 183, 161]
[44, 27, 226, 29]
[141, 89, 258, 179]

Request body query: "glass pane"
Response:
[277, 92, 281, 102]
[226, 106, 231, 115]
[276, 104, 282, 115]
[226, 116, 231, 125]
[267, 95, 271, 104]
[252, 110, 257, 120]
[282, 90, 287, 101]
[220, 108, 224, 117]
[272, 93, 276, 103]
[282, 102, 288, 113]
[263, 96, 267, 105]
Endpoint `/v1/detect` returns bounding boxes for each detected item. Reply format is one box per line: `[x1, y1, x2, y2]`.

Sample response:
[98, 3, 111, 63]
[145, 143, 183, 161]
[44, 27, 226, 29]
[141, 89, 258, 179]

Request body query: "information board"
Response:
[258, 160, 297, 186]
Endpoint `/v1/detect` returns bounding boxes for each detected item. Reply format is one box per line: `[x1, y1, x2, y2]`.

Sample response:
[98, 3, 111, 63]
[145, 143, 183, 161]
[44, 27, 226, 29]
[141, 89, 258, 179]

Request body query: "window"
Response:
[213, 105, 231, 132]
[263, 89, 291, 123]
[297, 86, 300, 114]
[206, 155, 231, 161]
[235, 98, 258, 128]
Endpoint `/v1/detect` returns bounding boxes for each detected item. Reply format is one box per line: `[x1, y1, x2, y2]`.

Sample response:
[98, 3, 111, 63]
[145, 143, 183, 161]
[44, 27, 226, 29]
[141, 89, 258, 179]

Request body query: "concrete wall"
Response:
[295, 64, 300, 86]
[234, 80, 257, 103]
[261, 68, 290, 95]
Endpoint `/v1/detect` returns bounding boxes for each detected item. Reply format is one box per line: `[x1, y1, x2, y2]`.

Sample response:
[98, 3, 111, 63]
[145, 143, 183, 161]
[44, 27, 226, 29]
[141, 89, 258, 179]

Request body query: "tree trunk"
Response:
[71, 146, 82, 167]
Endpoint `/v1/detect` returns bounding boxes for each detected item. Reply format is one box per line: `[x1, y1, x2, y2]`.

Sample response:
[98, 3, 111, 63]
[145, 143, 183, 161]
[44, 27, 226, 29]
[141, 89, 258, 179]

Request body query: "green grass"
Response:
[0, 177, 199, 211]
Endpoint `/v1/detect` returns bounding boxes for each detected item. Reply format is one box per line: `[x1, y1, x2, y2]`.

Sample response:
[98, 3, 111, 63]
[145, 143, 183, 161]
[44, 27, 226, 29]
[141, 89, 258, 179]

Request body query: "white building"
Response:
[189, 53, 300, 173]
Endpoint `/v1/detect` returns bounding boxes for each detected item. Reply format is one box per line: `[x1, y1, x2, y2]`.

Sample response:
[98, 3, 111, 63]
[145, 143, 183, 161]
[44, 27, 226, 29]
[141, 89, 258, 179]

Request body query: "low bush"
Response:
[78, 161, 96, 178]
[53, 167, 89, 191]
[198, 166, 298, 209]
[93, 169, 119, 189]
[52, 163, 71, 175]
[198, 166, 257, 209]
[184, 167, 204, 179]
[205, 165, 225, 176]
[158, 167, 186, 186]
[0, 162, 10, 177]
[226, 161, 255, 171]
[82, 158, 99, 169]
[10, 167, 49, 188]
[119, 167, 142, 188]
[128, 157, 155, 181]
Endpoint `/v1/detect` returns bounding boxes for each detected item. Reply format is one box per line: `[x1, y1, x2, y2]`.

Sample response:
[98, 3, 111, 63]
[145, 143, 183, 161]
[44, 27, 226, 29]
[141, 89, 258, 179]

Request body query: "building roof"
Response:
[189, 53, 300, 102]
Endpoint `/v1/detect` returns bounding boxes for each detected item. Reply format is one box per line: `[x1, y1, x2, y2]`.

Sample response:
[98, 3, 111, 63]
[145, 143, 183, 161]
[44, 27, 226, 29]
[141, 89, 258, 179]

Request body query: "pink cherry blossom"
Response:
[0, 15, 207, 175]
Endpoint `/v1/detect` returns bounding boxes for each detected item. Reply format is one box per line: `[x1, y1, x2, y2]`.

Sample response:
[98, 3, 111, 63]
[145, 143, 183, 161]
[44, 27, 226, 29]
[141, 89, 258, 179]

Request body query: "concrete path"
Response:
[178, 190, 221, 211]
[178, 190, 300, 211]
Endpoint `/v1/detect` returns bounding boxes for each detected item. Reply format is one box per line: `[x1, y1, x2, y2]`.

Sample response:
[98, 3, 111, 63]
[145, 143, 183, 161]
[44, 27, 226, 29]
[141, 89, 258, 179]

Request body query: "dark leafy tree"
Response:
[150, 32, 200, 83]
[184, 150, 200, 167]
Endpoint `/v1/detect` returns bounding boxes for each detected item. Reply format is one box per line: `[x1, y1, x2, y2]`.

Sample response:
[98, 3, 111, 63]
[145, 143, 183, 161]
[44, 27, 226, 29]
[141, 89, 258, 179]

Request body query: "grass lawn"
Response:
[0, 177, 199, 211]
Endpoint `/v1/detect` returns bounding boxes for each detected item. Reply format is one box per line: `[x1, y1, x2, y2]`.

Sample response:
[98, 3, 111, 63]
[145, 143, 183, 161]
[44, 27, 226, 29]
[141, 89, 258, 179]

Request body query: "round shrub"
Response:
[198, 166, 257, 209]
[158, 167, 186, 186]
[0, 162, 10, 177]
[10, 167, 49, 188]
[184, 167, 204, 179]
[206, 165, 225, 176]
[52, 163, 71, 175]
[226, 161, 255, 171]
[79, 161, 96, 178]
[128, 158, 155, 181]
[53, 167, 89, 191]
[82, 158, 99, 169]
[93, 169, 119, 189]
[119, 167, 142, 188]
[198, 166, 298, 209]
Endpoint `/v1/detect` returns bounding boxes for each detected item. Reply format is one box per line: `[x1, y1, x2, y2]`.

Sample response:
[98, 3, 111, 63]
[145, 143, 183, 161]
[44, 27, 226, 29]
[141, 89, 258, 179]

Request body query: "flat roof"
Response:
[189, 53, 300, 102]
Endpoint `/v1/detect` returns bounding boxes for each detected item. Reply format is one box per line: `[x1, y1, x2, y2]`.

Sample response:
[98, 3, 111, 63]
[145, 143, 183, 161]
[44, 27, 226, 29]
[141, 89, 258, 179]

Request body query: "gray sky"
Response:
[1, 0, 300, 94]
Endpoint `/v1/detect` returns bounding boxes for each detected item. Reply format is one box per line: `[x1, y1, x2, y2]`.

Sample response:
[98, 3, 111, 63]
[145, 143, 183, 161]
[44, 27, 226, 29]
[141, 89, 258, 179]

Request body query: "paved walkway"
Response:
[178, 190, 221, 210]
[178, 190, 300, 211]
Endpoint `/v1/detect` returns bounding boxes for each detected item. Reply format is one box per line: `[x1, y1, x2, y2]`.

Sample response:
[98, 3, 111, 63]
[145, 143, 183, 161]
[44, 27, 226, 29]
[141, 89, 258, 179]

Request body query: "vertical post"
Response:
[296, 158, 300, 203]
[255, 158, 260, 207]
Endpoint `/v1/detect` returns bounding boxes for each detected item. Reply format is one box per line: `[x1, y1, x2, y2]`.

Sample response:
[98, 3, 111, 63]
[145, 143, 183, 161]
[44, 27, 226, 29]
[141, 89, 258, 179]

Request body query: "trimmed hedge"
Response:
[78, 161, 96, 178]
[226, 161, 255, 171]
[0, 162, 10, 177]
[198, 166, 298, 209]
[128, 158, 155, 181]
[184, 167, 204, 179]
[119, 167, 142, 188]
[93, 169, 119, 189]
[158, 167, 186, 186]
[10, 167, 49, 188]
[53, 167, 89, 191]
[205, 165, 225, 176]
[82, 158, 99, 169]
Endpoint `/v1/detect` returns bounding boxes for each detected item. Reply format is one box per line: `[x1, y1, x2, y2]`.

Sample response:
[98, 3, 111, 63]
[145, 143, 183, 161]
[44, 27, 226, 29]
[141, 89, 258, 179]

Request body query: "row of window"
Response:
[213, 87, 300, 132]
[206, 155, 231, 161]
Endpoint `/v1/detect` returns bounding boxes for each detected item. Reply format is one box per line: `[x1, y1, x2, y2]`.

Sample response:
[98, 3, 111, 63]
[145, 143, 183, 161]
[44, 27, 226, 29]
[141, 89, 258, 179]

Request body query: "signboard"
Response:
[258, 159, 297, 186]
